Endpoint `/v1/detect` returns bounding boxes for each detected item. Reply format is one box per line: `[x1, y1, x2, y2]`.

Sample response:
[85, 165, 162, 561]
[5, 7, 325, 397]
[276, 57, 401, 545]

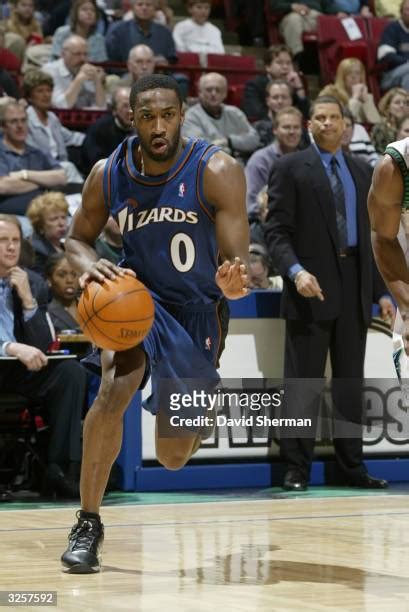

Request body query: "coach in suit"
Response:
[0, 214, 86, 497]
[264, 96, 394, 491]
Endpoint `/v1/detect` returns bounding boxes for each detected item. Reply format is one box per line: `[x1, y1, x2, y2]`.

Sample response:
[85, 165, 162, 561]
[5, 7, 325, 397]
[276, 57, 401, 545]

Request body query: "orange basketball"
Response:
[77, 275, 155, 351]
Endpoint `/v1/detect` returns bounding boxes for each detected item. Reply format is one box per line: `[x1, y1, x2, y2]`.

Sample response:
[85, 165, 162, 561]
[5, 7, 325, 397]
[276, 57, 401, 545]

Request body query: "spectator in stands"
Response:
[272, 0, 330, 63]
[106, 0, 177, 64]
[81, 86, 133, 174]
[95, 216, 124, 264]
[122, 0, 175, 27]
[242, 45, 309, 122]
[340, 106, 379, 167]
[371, 87, 409, 154]
[234, 0, 266, 47]
[246, 107, 303, 222]
[253, 80, 309, 148]
[0, 67, 20, 98]
[248, 243, 283, 291]
[4, 0, 43, 62]
[320, 58, 380, 125]
[45, 252, 81, 333]
[119, 44, 156, 88]
[173, 0, 224, 55]
[0, 213, 86, 498]
[43, 35, 107, 109]
[397, 115, 409, 139]
[182, 72, 260, 161]
[25, 191, 68, 276]
[0, 99, 66, 216]
[51, 0, 108, 63]
[378, 0, 409, 91]
[332, 0, 372, 16]
[23, 69, 85, 184]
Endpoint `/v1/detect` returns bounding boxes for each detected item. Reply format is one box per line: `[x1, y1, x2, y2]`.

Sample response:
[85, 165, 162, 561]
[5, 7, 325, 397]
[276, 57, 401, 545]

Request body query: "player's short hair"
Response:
[130, 74, 183, 110]
[310, 96, 344, 118]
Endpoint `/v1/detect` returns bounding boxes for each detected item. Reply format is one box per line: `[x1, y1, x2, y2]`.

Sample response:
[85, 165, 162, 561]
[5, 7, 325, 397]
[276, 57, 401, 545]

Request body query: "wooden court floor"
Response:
[1, 492, 409, 611]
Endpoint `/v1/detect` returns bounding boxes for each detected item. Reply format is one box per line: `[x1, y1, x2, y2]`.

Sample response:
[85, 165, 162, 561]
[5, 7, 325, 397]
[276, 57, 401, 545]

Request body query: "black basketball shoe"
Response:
[61, 510, 104, 573]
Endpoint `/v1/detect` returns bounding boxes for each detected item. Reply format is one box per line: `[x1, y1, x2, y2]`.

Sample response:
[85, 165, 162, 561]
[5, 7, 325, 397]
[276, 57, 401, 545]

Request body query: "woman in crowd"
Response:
[26, 191, 69, 276]
[321, 58, 380, 124]
[5, 0, 43, 62]
[45, 252, 81, 333]
[51, 0, 107, 62]
[371, 88, 409, 154]
[23, 69, 84, 184]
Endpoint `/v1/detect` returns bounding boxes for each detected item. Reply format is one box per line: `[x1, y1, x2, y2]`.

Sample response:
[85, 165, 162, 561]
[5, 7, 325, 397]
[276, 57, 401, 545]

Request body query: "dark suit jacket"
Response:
[0, 268, 52, 357]
[264, 146, 386, 326]
[82, 114, 133, 175]
[47, 298, 80, 334]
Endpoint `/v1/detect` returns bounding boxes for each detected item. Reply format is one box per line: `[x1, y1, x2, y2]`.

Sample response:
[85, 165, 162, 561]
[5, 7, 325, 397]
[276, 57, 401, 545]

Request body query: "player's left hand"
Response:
[216, 257, 249, 300]
[378, 296, 396, 328]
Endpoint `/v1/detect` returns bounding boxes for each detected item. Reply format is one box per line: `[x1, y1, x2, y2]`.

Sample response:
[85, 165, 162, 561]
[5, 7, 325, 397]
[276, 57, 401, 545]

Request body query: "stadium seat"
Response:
[366, 17, 391, 100]
[206, 53, 258, 86]
[317, 15, 368, 84]
[51, 108, 108, 130]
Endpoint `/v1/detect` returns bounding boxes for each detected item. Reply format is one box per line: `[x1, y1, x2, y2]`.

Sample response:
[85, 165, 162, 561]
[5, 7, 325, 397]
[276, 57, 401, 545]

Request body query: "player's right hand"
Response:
[12, 344, 48, 371]
[295, 270, 324, 301]
[79, 259, 136, 289]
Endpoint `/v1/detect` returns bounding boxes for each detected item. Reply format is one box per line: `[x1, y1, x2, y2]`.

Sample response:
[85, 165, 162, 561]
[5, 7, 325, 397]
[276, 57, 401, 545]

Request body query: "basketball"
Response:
[77, 275, 155, 351]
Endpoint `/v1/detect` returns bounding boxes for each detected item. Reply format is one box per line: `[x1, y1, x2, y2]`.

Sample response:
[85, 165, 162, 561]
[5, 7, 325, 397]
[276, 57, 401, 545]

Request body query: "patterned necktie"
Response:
[329, 157, 348, 250]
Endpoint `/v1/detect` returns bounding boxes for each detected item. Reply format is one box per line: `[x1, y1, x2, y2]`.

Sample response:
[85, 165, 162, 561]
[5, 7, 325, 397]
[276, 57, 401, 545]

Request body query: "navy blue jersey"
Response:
[103, 136, 222, 305]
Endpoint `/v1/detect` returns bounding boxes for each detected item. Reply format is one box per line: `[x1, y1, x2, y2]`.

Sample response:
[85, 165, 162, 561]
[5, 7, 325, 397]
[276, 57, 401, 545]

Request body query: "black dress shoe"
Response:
[348, 474, 388, 489]
[283, 469, 308, 491]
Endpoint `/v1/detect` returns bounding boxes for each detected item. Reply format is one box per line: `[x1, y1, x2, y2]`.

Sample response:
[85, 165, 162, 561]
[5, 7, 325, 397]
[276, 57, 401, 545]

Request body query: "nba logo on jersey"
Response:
[178, 182, 186, 198]
[205, 336, 212, 351]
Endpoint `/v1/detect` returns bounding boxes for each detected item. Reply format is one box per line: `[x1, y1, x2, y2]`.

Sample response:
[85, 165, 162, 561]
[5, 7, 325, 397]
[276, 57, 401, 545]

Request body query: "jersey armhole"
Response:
[385, 146, 409, 211]
[196, 144, 220, 222]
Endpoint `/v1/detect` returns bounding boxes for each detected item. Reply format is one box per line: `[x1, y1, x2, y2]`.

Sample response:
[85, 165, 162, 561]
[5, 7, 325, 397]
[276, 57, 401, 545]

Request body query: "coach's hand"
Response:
[216, 257, 249, 300]
[79, 259, 136, 289]
[295, 270, 324, 301]
[7, 342, 48, 371]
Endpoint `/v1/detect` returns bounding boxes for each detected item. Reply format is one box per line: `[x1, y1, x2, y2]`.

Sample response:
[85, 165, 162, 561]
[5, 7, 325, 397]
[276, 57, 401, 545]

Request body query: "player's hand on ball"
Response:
[216, 257, 249, 300]
[79, 259, 136, 289]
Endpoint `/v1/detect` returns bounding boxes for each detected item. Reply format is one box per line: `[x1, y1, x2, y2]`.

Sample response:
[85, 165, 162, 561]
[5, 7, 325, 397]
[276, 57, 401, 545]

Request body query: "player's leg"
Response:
[155, 413, 203, 470]
[61, 345, 146, 574]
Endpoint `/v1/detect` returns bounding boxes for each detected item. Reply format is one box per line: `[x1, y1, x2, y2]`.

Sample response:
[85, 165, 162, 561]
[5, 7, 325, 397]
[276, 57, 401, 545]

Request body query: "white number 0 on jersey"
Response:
[170, 232, 195, 272]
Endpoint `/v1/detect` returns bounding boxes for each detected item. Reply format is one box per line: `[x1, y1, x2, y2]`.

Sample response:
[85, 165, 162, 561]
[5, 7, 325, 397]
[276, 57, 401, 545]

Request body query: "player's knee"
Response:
[156, 449, 190, 471]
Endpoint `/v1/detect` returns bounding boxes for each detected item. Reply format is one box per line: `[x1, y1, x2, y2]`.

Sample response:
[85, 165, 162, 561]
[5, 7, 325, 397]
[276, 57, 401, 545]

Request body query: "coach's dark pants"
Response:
[280, 256, 368, 482]
[0, 359, 86, 466]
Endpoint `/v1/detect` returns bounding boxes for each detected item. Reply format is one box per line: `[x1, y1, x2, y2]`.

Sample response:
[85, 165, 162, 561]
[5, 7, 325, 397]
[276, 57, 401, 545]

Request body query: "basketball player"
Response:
[368, 139, 409, 353]
[61, 74, 250, 573]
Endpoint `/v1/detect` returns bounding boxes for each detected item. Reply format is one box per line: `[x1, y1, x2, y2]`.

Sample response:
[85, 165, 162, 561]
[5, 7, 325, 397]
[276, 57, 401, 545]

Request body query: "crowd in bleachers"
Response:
[0, 0, 408, 498]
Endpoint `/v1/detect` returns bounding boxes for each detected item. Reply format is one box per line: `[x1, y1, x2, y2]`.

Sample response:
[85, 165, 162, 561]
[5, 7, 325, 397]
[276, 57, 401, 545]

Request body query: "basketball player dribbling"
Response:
[61, 74, 250, 573]
[368, 137, 409, 395]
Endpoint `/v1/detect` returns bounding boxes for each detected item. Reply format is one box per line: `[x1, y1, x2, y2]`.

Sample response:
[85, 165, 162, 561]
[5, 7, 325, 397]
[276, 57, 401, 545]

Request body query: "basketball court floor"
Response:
[1, 486, 409, 611]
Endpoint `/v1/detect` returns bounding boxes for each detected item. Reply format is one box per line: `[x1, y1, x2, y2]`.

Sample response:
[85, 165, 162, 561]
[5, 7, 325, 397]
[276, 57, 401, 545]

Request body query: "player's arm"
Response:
[368, 154, 409, 314]
[65, 160, 134, 285]
[204, 151, 250, 299]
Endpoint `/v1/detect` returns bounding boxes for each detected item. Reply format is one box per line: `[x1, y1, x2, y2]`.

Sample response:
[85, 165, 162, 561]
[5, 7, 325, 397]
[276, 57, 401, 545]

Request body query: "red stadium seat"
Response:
[317, 15, 368, 84]
[206, 53, 258, 86]
[51, 108, 108, 130]
[366, 17, 391, 100]
[226, 83, 245, 107]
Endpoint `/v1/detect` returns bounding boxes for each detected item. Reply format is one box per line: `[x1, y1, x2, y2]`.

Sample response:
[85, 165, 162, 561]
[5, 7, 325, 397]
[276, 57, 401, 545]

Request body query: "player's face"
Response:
[309, 103, 345, 153]
[132, 89, 184, 162]
[0, 221, 21, 275]
[49, 257, 79, 303]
